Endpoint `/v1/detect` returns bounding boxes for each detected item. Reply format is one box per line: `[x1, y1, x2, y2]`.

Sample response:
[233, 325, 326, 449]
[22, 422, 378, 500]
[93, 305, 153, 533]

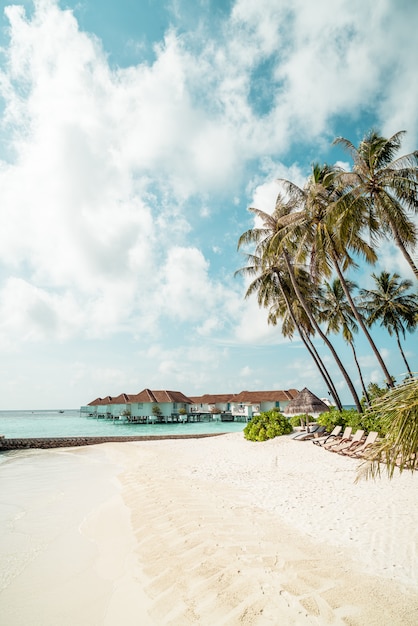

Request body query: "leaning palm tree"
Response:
[319, 278, 371, 404]
[235, 249, 343, 409]
[238, 200, 362, 411]
[357, 375, 418, 480]
[358, 271, 418, 376]
[267, 269, 344, 410]
[334, 130, 418, 279]
[276, 163, 394, 390]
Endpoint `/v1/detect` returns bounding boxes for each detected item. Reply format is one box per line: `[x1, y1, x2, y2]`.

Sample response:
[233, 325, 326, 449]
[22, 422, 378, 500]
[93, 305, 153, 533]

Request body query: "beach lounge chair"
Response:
[289, 423, 320, 439]
[334, 429, 365, 455]
[290, 425, 326, 441]
[323, 427, 352, 450]
[312, 425, 342, 447]
[343, 431, 379, 457]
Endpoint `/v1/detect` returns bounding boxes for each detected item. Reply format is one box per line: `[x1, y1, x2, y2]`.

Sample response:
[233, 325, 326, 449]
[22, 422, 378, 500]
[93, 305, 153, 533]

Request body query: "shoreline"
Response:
[0, 432, 225, 450]
[1, 433, 417, 624]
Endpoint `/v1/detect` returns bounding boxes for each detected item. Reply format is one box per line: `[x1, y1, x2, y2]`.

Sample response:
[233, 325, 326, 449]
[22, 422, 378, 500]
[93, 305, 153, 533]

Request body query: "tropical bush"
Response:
[317, 408, 351, 431]
[317, 407, 387, 436]
[152, 405, 162, 418]
[244, 409, 293, 441]
[357, 409, 388, 437]
[288, 413, 312, 428]
[361, 381, 390, 409]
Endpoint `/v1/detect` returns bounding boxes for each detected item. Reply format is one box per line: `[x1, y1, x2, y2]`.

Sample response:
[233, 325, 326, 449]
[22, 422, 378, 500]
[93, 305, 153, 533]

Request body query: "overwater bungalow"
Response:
[81, 388, 300, 423]
[81, 389, 193, 423]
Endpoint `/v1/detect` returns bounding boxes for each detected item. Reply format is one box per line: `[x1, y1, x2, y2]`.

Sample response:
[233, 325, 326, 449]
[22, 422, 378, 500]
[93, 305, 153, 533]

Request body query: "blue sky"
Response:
[0, 0, 417, 409]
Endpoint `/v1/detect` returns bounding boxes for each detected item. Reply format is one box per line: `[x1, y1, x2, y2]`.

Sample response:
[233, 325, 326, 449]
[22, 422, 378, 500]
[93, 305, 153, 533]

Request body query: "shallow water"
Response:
[0, 409, 245, 441]
[0, 445, 125, 625]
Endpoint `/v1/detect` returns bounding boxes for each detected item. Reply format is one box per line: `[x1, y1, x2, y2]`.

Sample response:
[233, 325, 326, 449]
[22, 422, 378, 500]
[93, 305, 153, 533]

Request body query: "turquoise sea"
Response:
[0, 409, 246, 440]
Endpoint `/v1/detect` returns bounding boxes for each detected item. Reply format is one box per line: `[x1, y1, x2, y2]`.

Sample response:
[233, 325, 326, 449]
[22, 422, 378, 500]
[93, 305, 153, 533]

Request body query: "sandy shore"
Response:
[1, 432, 417, 625]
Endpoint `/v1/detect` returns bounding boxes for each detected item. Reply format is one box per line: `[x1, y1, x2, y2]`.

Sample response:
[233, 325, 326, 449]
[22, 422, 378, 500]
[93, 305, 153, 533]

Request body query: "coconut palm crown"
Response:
[275, 163, 394, 389]
[358, 271, 418, 376]
[334, 130, 418, 279]
[237, 198, 361, 411]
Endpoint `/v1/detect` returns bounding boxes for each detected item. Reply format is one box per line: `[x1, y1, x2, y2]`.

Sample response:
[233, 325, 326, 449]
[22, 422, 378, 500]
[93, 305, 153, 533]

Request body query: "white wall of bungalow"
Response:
[188, 394, 235, 415]
[182, 390, 300, 418]
[229, 390, 299, 418]
[82, 389, 193, 420]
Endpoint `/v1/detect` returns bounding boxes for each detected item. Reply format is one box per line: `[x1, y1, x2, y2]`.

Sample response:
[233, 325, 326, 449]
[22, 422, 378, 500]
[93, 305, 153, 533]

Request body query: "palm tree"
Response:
[238, 200, 362, 411]
[319, 278, 371, 404]
[267, 268, 344, 410]
[235, 249, 343, 410]
[359, 272, 418, 377]
[276, 163, 394, 390]
[357, 376, 418, 480]
[334, 130, 418, 279]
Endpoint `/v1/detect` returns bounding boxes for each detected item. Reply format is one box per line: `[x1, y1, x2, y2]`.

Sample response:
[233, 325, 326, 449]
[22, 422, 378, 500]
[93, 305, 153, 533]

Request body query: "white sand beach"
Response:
[1, 432, 417, 625]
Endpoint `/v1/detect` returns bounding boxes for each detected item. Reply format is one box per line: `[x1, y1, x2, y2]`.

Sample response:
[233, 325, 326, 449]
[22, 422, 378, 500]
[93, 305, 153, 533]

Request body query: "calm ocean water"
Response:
[0, 409, 245, 441]
[0, 408, 247, 620]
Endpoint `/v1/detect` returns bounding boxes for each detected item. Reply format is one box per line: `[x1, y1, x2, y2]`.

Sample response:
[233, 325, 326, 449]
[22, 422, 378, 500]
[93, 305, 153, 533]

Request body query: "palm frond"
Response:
[356, 376, 418, 480]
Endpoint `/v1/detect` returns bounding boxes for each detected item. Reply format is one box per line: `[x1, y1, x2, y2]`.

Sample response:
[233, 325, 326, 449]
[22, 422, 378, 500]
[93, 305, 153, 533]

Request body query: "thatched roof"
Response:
[232, 389, 299, 403]
[283, 387, 330, 416]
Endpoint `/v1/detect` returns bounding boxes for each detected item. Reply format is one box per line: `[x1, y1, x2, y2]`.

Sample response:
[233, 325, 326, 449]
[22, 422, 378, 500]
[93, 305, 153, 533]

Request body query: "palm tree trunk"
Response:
[389, 222, 418, 280]
[348, 340, 370, 405]
[331, 252, 395, 388]
[394, 329, 413, 376]
[303, 329, 343, 410]
[276, 274, 343, 410]
[283, 251, 363, 412]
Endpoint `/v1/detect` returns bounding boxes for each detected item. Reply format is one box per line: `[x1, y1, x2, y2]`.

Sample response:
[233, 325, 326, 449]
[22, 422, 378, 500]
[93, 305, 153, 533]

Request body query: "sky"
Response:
[0, 0, 417, 410]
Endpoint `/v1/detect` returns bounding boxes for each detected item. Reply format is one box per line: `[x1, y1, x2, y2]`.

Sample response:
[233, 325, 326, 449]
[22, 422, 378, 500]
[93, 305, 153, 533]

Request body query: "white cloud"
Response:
[0, 0, 416, 407]
[239, 365, 252, 377]
[233, 294, 285, 345]
[0, 277, 83, 349]
[137, 342, 230, 392]
[157, 246, 213, 321]
[0, 1, 259, 354]
[224, 0, 418, 152]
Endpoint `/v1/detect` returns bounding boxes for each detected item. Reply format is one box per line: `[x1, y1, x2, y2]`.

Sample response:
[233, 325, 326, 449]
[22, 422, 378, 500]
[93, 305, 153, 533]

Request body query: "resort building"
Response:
[81, 388, 300, 423]
[188, 394, 237, 417]
[189, 390, 299, 420]
[82, 389, 193, 423]
[228, 389, 299, 419]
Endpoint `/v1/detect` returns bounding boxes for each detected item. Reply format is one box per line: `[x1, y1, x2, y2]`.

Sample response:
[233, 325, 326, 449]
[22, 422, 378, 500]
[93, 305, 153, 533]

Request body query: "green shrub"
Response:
[358, 408, 388, 437]
[361, 382, 389, 408]
[288, 413, 312, 428]
[317, 407, 348, 431]
[244, 410, 293, 441]
[345, 410, 364, 432]
[317, 407, 388, 436]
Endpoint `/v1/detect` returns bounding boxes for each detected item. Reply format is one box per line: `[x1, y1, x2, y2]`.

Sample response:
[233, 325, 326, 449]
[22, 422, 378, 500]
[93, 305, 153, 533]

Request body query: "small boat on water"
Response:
[58, 410, 65, 414]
